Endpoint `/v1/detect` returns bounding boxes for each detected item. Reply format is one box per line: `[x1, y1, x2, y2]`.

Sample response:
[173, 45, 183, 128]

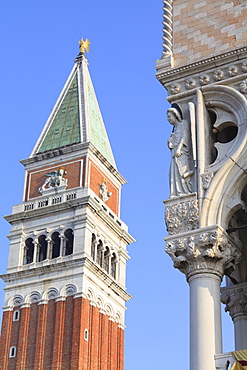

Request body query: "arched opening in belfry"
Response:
[104, 247, 110, 274]
[227, 184, 247, 284]
[64, 229, 74, 255]
[24, 238, 34, 264]
[51, 232, 60, 258]
[38, 235, 47, 262]
[96, 240, 103, 267]
[91, 234, 96, 260]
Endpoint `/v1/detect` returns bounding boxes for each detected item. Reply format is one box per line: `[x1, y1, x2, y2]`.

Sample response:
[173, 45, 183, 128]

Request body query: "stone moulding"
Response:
[165, 225, 241, 278]
[156, 47, 247, 96]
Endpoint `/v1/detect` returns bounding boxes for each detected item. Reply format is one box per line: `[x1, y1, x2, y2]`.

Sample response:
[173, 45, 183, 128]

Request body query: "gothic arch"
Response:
[199, 85, 247, 227]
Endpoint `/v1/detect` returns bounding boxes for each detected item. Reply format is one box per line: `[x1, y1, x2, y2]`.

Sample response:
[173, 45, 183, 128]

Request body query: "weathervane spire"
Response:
[78, 38, 90, 54]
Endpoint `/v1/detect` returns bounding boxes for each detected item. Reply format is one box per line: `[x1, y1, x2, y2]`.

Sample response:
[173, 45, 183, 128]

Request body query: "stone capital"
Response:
[221, 283, 247, 320]
[165, 225, 241, 279]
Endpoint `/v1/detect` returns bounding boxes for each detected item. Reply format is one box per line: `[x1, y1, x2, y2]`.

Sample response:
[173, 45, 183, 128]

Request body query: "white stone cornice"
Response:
[221, 283, 247, 320]
[1, 257, 131, 303]
[157, 46, 247, 81]
[156, 47, 247, 97]
[165, 225, 241, 279]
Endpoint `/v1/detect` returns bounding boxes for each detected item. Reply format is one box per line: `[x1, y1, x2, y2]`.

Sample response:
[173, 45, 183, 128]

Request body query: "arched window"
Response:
[9, 346, 16, 358]
[13, 310, 20, 322]
[104, 247, 110, 274]
[64, 229, 74, 255]
[111, 253, 117, 279]
[51, 232, 60, 259]
[91, 234, 96, 260]
[96, 240, 103, 267]
[38, 235, 47, 262]
[24, 238, 34, 264]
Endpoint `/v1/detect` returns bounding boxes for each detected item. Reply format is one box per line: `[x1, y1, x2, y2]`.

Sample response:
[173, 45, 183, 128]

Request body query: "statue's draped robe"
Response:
[168, 120, 192, 196]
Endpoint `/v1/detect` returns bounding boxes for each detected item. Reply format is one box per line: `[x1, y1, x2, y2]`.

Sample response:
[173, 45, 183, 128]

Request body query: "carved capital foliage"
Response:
[221, 285, 247, 319]
[165, 199, 199, 235]
[165, 226, 241, 278]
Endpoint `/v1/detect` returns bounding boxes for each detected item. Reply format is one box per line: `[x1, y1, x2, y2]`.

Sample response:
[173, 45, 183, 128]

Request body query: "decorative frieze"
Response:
[165, 226, 241, 278]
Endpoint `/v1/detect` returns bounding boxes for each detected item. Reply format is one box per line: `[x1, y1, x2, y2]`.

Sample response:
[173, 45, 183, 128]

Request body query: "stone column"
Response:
[221, 284, 247, 351]
[165, 224, 241, 370]
[188, 272, 222, 370]
[46, 237, 52, 260]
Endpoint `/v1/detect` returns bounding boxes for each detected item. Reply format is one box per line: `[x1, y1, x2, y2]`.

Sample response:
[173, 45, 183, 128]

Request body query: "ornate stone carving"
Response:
[221, 286, 247, 319]
[99, 181, 112, 202]
[170, 83, 181, 95]
[39, 168, 67, 195]
[214, 69, 224, 81]
[240, 79, 247, 96]
[165, 227, 241, 277]
[165, 199, 199, 235]
[201, 172, 214, 190]
[228, 65, 238, 77]
[186, 78, 196, 90]
[167, 107, 194, 197]
[242, 62, 247, 73]
[200, 74, 210, 86]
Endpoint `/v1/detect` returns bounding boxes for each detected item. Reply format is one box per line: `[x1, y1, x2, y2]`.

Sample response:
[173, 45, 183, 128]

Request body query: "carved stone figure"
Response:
[100, 181, 112, 202]
[167, 107, 194, 197]
[39, 168, 67, 194]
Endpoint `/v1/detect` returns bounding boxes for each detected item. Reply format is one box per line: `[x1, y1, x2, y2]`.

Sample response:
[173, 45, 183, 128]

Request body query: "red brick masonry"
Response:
[0, 296, 124, 370]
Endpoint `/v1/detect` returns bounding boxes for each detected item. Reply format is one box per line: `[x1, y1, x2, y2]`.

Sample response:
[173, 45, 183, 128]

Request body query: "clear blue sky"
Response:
[0, 1, 234, 368]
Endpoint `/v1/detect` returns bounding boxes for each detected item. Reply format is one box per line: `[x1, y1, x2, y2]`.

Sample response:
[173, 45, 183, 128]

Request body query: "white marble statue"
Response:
[167, 107, 193, 197]
[100, 181, 112, 202]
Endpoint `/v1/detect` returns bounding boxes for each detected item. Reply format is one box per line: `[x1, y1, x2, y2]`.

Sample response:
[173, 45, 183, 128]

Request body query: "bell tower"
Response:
[157, 1, 247, 370]
[0, 41, 134, 370]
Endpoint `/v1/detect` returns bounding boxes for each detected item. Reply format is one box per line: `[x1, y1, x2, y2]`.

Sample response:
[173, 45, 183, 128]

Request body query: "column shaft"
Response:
[189, 273, 222, 370]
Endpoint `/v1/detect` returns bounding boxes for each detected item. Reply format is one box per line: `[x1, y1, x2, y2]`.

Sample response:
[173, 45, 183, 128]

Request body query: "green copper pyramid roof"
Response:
[33, 54, 116, 167]
[38, 75, 80, 152]
[86, 70, 115, 165]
